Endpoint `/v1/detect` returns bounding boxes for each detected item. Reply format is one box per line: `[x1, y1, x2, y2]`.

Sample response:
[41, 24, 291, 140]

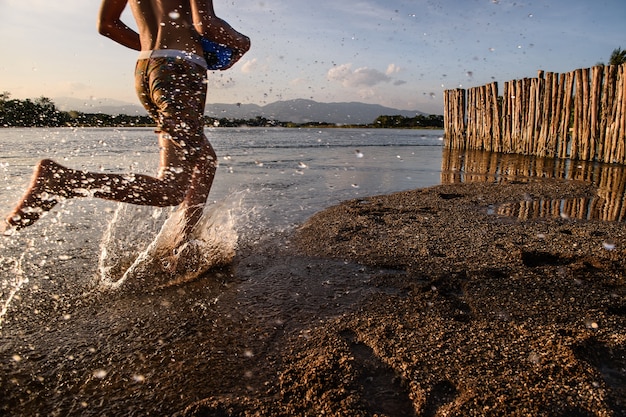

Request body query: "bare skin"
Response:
[2, 0, 250, 235]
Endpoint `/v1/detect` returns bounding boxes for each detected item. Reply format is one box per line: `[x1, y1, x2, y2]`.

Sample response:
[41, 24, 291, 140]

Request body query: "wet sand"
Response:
[1, 179, 625, 416]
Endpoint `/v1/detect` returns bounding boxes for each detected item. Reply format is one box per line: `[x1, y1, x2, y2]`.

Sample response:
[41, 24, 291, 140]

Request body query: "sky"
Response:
[0, 0, 625, 115]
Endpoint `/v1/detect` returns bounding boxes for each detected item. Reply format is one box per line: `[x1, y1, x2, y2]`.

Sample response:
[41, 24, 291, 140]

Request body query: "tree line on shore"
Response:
[0, 93, 443, 129]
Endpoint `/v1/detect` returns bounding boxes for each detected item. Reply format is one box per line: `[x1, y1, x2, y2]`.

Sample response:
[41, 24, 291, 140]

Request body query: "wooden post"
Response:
[570, 68, 583, 160]
[547, 72, 561, 157]
[559, 71, 575, 159]
[490, 82, 501, 153]
[589, 65, 603, 161]
[617, 64, 626, 163]
[502, 81, 512, 153]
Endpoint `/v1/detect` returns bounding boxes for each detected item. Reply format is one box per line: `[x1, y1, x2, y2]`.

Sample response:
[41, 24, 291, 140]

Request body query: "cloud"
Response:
[240, 58, 258, 74]
[206, 75, 237, 90]
[289, 77, 308, 86]
[327, 63, 391, 88]
[386, 63, 401, 75]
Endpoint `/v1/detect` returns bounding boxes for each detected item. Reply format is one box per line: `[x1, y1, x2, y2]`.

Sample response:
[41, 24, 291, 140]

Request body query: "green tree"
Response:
[609, 47, 626, 65]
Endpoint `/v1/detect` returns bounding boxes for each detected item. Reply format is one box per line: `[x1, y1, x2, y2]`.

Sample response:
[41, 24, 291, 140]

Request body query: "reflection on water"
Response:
[441, 148, 626, 222]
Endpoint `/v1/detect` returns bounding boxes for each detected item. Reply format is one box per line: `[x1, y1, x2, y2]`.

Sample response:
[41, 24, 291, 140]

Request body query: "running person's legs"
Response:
[3, 53, 215, 233]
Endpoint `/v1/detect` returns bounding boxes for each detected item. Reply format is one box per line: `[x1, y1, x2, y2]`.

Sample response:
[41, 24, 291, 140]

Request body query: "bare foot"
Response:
[4, 159, 68, 230]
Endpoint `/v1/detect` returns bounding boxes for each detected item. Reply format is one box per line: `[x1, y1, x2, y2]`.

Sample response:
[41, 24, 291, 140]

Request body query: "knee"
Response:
[186, 141, 217, 171]
[156, 169, 192, 205]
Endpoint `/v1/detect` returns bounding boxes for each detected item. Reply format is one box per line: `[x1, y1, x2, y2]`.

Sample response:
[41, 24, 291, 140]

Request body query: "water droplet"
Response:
[602, 241, 615, 251]
[298, 162, 308, 169]
[355, 150, 364, 158]
[93, 369, 108, 379]
[528, 352, 540, 364]
[169, 10, 181, 19]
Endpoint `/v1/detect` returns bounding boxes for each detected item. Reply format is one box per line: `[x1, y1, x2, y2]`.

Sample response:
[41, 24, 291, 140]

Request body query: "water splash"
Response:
[0, 249, 28, 328]
[98, 191, 250, 292]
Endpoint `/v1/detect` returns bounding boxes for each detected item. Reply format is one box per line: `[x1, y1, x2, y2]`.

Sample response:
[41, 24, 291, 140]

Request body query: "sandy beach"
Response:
[175, 179, 625, 416]
[2, 179, 625, 416]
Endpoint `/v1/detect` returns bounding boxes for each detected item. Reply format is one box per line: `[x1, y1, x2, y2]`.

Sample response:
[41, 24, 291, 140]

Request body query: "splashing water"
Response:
[0, 250, 28, 328]
[98, 191, 250, 292]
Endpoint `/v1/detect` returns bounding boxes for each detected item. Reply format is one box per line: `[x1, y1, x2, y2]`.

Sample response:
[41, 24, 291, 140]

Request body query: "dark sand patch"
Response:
[289, 180, 625, 416]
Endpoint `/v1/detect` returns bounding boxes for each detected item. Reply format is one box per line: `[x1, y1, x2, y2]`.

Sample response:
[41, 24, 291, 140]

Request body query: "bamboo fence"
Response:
[443, 63, 626, 164]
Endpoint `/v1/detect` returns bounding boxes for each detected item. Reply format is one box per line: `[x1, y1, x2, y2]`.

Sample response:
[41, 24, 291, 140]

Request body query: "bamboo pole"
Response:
[467, 87, 475, 149]
[578, 68, 591, 161]
[513, 79, 525, 154]
[559, 71, 575, 159]
[546, 72, 561, 157]
[490, 82, 501, 153]
[525, 77, 540, 155]
[571, 68, 583, 160]
[617, 64, 626, 163]
[481, 85, 491, 151]
[502, 81, 512, 153]
[599, 65, 611, 161]
[537, 72, 552, 157]
[589, 65, 603, 161]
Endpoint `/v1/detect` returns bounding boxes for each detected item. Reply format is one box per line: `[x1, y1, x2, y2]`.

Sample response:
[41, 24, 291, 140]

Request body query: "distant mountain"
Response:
[206, 99, 425, 124]
[54, 97, 146, 116]
[54, 97, 425, 125]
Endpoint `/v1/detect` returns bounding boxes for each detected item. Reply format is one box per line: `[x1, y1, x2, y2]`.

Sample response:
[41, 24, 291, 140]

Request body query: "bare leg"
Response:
[2, 132, 215, 231]
[3, 159, 67, 230]
[180, 141, 218, 235]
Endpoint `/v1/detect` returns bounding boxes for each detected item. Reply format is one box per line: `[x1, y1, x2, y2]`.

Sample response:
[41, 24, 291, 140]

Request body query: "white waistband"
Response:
[138, 50, 207, 69]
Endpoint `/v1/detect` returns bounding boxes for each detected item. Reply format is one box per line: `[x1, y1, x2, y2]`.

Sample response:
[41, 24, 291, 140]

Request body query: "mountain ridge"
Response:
[53, 97, 427, 125]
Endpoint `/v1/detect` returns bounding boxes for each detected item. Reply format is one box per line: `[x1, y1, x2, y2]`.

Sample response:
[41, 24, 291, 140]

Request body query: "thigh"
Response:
[148, 58, 208, 141]
[134, 59, 161, 123]
[156, 133, 194, 184]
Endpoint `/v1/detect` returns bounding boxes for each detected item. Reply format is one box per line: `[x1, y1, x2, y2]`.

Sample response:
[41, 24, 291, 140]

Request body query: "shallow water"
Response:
[1, 127, 626, 415]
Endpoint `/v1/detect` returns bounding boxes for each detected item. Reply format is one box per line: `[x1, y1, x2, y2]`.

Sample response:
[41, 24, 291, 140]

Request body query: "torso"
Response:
[129, 0, 202, 54]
